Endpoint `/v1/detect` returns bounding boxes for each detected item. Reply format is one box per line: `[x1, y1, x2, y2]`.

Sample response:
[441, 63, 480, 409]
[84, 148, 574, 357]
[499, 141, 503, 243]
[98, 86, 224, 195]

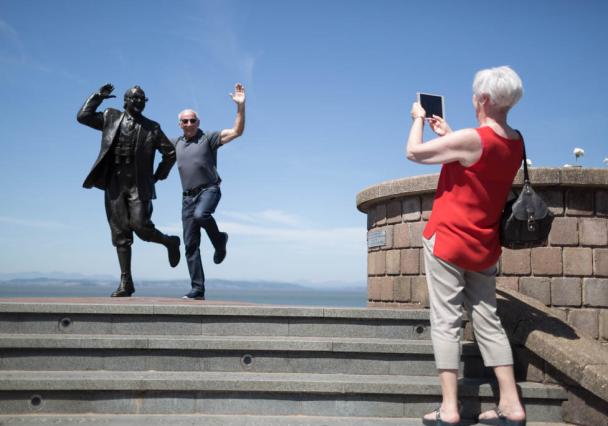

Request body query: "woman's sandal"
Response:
[421, 407, 460, 426]
[477, 406, 526, 426]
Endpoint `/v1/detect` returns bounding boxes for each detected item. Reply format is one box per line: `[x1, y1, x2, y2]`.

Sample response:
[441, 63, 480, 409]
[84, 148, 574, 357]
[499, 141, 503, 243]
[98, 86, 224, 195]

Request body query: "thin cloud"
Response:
[221, 221, 362, 246]
[158, 208, 364, 250]
[259, 210, 302, 226]
[169, 3, 256, 85]
[0, 216, 71, 230]
[222, 209, 303, 227]
[0, 19, 84, 84]
[0, 19, 26, 64]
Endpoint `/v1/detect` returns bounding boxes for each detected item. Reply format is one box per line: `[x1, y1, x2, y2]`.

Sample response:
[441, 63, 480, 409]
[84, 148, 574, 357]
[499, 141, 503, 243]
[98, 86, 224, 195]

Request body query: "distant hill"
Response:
[0, 275, 364, 291]
[0, 272, 115, 281]
[0, 274, 367, 307]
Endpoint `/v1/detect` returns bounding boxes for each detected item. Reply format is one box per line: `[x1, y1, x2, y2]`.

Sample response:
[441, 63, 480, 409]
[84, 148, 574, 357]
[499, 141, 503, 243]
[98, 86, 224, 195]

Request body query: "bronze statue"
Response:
[77, 84, 180, 297]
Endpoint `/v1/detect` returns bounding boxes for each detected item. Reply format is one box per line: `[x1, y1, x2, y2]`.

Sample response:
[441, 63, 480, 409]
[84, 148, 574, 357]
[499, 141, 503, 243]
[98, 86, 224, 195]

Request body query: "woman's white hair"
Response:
[472, 66, 523, 110]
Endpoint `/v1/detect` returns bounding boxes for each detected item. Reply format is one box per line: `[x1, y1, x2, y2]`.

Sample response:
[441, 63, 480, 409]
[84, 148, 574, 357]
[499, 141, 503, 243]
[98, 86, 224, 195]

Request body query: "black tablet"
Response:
[417, 92, 445, 119]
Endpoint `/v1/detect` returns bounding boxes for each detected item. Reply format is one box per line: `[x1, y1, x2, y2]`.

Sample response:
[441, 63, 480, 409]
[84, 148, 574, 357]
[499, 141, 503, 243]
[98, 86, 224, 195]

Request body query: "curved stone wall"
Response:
[357, 168, 608, 342]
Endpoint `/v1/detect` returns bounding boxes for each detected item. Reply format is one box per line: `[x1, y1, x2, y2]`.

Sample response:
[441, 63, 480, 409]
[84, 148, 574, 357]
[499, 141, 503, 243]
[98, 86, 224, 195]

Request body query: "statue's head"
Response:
[123, 86, 148, 116]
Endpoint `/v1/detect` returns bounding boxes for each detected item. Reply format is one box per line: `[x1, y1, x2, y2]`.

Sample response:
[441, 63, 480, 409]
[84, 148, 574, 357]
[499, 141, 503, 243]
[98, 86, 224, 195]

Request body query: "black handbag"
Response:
[500, 132, 554, 249]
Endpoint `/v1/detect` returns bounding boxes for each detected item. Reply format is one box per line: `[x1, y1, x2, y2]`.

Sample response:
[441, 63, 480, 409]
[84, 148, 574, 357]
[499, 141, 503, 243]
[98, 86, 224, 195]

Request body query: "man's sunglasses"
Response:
[180, 118, 198, 124]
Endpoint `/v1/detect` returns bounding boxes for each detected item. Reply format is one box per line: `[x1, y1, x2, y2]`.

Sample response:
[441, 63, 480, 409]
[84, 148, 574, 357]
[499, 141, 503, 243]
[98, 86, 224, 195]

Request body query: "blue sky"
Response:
[1, 0, 607, 286]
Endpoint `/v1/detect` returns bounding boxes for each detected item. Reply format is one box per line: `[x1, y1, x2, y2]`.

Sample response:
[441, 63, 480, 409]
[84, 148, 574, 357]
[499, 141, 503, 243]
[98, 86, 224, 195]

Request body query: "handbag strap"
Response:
[514, 130, 529, 184]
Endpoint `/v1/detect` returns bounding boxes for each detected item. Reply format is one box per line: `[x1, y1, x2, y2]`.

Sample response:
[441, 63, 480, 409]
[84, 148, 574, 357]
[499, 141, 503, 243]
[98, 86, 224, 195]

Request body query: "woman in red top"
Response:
[407, 66, 526, 426]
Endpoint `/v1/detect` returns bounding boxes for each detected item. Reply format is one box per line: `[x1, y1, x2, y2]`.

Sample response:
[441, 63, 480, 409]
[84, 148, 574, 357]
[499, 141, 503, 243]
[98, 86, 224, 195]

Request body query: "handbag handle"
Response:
[514, 130, 530, 185]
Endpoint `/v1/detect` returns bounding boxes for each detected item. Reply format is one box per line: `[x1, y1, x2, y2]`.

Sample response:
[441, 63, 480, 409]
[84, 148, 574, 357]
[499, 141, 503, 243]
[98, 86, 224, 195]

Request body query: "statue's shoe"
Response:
[111, 275, 134, 297]
[166, 236, 181, 267]
[213, 232, 228, 264]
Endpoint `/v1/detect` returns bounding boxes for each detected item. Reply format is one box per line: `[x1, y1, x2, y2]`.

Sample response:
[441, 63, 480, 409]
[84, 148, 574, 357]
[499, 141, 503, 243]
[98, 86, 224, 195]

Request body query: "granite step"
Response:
[0, 303, 431, 339]
[0, 414, 572, 426]
[0, 333, 488, 377]
[0, 371, 567, 421]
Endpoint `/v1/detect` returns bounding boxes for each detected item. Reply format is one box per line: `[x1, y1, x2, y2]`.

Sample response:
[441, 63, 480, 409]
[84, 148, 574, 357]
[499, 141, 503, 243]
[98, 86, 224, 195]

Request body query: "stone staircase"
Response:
[0, 300, 569, 425]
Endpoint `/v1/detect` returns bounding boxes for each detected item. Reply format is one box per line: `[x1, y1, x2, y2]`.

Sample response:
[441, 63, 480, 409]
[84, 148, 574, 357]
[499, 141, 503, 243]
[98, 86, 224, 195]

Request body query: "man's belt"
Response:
[183, 183, 217, 197]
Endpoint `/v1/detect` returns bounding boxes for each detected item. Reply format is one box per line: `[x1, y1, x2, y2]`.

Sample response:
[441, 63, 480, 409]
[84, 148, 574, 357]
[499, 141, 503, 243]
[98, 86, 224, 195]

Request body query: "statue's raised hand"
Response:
[98, 83, 116, 99]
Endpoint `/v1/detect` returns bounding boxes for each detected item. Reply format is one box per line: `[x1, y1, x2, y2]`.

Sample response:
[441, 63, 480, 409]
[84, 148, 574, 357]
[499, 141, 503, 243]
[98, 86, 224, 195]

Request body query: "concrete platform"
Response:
[0, 297, 427, 317]
[0, 371, 567, 398]
[0, 298, 569, 423]
[0, 297, 255, 305]
[0, 414, 572, 426]
[0, 372, 567, 421]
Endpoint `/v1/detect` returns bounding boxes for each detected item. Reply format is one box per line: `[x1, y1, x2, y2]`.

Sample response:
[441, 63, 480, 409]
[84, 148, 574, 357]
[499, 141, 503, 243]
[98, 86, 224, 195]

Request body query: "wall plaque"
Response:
[367, 230, 386, 248]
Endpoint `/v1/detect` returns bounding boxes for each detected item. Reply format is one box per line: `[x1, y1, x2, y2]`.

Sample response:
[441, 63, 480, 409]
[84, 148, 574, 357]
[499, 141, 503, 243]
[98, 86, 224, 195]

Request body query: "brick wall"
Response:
[358, 169, 608, 343]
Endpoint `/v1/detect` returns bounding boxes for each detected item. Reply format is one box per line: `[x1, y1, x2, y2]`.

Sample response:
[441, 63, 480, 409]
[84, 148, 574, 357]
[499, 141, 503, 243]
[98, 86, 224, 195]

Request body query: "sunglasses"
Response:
[180, 118, 198, 124]
[127, 96, 148, 102]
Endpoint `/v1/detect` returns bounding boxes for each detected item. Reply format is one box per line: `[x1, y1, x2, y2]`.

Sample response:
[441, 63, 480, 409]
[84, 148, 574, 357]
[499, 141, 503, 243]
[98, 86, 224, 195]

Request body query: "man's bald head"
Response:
[178, 109, 200, 139]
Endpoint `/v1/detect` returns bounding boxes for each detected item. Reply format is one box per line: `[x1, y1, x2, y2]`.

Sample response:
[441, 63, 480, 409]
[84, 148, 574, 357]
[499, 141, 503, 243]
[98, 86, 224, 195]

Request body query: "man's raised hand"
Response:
[98, 83, 116, 99]
[229, 83, 245, 105]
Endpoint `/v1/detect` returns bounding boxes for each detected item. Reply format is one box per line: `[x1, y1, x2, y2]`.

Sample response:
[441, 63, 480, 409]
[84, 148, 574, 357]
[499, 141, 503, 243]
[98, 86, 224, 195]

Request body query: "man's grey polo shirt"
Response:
[174, 129, 222, 191]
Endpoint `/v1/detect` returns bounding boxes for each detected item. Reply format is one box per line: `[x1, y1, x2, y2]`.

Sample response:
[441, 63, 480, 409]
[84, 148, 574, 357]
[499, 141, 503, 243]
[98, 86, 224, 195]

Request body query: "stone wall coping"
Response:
[496, 287, 608, 403]
[357, 168, 608, 213]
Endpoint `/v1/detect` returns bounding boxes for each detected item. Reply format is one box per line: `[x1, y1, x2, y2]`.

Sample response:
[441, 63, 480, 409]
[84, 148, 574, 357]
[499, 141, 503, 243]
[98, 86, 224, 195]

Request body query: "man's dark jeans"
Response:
[182, 185, 222, 293]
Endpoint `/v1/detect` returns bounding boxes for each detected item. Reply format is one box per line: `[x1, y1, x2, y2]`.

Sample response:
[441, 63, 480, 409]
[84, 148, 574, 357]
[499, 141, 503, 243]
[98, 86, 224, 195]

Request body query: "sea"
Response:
[0, 279, 368, 307]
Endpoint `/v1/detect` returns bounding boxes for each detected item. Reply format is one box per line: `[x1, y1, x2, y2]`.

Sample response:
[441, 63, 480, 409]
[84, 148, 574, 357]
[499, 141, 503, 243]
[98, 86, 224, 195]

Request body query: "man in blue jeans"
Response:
[174, 83, 246, 300]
